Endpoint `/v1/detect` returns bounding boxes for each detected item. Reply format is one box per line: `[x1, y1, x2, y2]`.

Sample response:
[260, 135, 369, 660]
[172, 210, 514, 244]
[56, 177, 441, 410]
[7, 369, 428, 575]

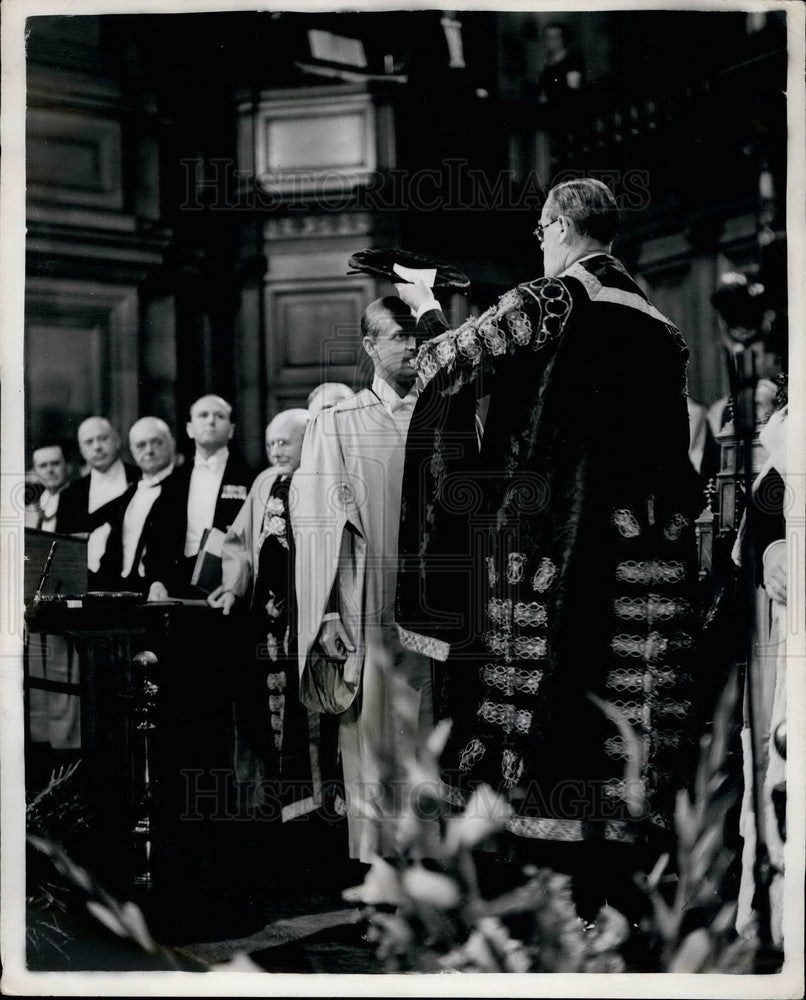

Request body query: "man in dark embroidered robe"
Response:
[210, 409, 338, 823]
[395, 178, 704, 916]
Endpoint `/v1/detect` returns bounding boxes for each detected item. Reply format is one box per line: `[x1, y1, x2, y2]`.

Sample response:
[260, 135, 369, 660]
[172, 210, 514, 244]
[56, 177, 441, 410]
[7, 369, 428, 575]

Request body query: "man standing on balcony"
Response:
[535, 21, 584, 107]
[394, 178, 704, 919]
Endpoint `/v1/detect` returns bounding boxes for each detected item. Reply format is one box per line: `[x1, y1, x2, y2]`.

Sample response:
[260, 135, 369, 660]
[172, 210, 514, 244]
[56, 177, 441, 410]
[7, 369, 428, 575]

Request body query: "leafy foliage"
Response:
[343, 656, 768, 973]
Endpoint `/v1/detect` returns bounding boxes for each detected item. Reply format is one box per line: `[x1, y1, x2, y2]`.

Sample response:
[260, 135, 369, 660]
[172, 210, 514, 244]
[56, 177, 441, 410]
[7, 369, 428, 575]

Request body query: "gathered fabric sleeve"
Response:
[397, 279, 575, 656]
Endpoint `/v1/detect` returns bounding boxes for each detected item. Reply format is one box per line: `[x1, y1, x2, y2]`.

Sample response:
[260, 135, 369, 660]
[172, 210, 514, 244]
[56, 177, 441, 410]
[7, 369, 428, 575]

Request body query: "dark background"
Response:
[25, 8, 788, 471]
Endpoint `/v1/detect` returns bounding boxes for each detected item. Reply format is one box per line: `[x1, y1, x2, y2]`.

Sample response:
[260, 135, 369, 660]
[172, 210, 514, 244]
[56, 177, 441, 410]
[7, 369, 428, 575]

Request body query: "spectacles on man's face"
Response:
[534, 218, 560, 245]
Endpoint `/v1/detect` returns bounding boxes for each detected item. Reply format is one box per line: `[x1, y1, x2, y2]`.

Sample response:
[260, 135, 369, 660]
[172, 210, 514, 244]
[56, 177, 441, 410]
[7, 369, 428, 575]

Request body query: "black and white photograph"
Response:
[0, 0, 804, 994]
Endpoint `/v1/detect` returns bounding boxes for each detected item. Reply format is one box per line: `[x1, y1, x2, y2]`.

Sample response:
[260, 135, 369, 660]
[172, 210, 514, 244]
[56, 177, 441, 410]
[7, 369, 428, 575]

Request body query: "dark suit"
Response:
[88, 469, 186, 595]
[168, 451, 254, 594]
[55, 461, 140, 535]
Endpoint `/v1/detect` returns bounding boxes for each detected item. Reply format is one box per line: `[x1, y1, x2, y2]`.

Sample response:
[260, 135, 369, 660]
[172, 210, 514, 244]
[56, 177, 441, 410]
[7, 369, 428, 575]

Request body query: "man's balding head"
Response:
[307, 382, 354, 417]
[265, 408, 309, 473]
[77, 417, 120, 473]
[129, 417, 175, 477]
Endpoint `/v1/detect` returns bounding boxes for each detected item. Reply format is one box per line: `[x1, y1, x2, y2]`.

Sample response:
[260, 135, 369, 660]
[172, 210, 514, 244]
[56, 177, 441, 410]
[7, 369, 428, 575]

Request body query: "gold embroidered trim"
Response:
[458, 737, 486, 772]
[512, 635, 548, 660]
[606, 667, 679, 691]
[397, 624, 451, 663]
[613, 595, 693, 623]
[613, 508, 641, 538]
[564, 260, 674, 328]
[506, 551, 526, 584]
[513, 601, 548, 627]
[478, 699, 533, 734]
[615, 560, 687, 585]
[501, 749, 525, 787]
[531, 557, 558, 592]
[611, 632, 669, 661]
[506, 815, 585, 841]
[483, 630, 509, 656]
[412, 277, 571, 377]
[487, 597, 513, 625]
[481, 662, 544, 696]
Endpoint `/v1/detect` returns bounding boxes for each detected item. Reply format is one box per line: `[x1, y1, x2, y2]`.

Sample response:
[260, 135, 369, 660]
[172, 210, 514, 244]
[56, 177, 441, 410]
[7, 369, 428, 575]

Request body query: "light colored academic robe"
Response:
[293, 383, 434, 862]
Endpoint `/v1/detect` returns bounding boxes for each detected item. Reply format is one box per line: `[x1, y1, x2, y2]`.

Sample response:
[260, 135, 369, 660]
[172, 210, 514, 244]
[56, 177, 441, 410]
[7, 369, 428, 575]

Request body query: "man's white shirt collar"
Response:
[90, 458, 125, 485]
[372, 374, 420, 416]
[87, 458, 129, 516]
[138, 463, 174, 489]
[193, 446, 229, 471]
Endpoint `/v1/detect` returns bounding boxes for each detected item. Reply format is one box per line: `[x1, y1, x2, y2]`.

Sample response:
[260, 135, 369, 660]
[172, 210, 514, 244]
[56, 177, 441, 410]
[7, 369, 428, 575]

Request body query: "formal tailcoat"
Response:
[55, 461, 140, 534]
[87, 469, 186, 594]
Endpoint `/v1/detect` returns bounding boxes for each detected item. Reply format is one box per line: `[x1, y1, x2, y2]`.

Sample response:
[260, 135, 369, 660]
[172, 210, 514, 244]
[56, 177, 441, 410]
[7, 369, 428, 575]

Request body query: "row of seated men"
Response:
[30, 376, 749, 550]
[27, 383, 353, 599]
[25, 383, 353, 791]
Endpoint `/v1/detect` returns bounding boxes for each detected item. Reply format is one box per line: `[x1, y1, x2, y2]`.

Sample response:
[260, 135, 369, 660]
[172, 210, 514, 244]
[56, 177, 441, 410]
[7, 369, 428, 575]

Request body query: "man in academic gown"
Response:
[394, 178, 705, 919]
[292, 298, 439, 863]
[209, 408, 332, 821]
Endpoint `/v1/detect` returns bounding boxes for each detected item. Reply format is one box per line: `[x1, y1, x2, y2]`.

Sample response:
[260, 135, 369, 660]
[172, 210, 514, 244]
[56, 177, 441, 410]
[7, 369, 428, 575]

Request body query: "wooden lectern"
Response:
[25, 587, 242, 903]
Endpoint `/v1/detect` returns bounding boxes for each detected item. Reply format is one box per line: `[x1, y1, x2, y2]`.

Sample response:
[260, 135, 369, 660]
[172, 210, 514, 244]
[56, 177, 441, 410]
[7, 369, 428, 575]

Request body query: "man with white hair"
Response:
[88, 417, 180, 596]
[209, 408, 322, 819]
[394, 177, 704, 918]
[210, 408, 309, 616]
[56, 416, 140, 583]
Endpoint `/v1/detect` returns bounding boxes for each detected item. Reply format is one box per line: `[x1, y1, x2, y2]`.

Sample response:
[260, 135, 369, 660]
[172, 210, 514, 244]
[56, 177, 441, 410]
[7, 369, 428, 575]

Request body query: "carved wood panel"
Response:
[264, 277, 374, 417]
[27, 109, 123, 211]
[25, 279, 139, 457]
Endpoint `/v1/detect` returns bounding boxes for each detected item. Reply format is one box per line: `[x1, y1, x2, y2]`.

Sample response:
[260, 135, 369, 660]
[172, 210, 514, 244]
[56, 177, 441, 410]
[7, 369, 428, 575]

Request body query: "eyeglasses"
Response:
[533, 218, 560, 245]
